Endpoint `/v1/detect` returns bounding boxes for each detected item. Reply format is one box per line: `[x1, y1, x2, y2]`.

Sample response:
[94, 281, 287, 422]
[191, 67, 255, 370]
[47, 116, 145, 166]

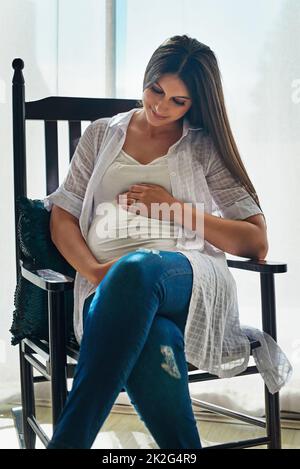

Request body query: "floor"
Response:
[1, 403, 300, 449]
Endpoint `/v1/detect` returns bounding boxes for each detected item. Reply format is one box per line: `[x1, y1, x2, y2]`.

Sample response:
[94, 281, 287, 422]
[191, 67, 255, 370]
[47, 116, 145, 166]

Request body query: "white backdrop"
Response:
[0, 0, 299, 417]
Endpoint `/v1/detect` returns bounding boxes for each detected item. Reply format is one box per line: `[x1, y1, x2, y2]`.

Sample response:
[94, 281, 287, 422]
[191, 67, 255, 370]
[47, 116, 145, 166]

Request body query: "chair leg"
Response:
[19, 342, 36, 449]
[11, 406, 25, 449]
[48, 291, 68, 429]
[265, 387, 281, 449]
[260, 273, 282, 449]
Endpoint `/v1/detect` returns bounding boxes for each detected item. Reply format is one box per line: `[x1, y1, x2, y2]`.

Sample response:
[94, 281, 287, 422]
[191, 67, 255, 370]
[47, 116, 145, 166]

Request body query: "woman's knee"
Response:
[101, 250, 164, 289]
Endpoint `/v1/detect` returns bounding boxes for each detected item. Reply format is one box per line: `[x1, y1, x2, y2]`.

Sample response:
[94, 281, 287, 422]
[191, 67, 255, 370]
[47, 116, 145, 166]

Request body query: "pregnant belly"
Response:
[86, 203, 178, 263]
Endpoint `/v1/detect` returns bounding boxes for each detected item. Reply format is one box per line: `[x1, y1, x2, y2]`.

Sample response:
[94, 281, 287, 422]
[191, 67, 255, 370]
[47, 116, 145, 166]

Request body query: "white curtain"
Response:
[1, 0, 299, 419]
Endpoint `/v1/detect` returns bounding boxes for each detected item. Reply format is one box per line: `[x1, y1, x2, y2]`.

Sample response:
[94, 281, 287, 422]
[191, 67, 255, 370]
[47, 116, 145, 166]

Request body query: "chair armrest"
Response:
[20, 259, 74, 291]
[226, 257, 287, 274]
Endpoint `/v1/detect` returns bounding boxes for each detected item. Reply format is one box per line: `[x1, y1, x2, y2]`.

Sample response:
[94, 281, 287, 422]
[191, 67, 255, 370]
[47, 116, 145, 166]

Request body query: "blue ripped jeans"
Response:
[47, 249, 202, 449]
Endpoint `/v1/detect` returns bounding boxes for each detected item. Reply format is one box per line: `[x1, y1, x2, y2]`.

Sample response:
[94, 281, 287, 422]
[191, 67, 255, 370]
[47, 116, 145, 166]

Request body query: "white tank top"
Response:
[86, 148, 179, 264]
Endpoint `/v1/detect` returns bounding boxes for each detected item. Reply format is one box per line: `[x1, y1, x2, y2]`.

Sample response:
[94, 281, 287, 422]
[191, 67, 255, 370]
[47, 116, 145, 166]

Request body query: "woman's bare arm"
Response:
[50, 205, 119, 285]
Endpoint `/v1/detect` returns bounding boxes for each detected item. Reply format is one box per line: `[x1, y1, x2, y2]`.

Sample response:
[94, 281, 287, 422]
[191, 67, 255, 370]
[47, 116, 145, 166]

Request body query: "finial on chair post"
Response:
[12, 58, 25, 85]
[12, 58, 24, 69]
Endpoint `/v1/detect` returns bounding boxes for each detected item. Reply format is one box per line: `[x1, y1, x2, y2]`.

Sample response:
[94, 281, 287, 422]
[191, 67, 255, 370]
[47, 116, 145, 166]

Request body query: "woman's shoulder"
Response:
[91, 108, 135, 137]
[91, 116, 111, 135]
[87, 117, 112, 155]
[190, 126, 210, 143]
[189, 128, 215, 170]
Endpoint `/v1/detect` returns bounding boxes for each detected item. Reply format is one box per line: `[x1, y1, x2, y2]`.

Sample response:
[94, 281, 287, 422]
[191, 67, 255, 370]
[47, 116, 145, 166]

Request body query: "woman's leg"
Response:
[125, 314, 201, 449]
[47, 249, 200, 449]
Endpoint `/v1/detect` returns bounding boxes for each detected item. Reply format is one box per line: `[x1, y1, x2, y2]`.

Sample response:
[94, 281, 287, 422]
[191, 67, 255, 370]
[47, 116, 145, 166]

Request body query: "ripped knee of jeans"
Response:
[160, 345, 181, 379]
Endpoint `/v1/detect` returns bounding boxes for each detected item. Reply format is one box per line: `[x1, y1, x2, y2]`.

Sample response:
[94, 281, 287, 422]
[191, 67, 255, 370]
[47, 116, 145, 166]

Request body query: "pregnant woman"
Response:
[44, 34, 268, 449]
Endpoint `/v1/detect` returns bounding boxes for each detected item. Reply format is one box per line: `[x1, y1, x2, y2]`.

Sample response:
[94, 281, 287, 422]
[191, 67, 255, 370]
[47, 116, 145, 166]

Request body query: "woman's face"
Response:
[142, 74, 192, 127]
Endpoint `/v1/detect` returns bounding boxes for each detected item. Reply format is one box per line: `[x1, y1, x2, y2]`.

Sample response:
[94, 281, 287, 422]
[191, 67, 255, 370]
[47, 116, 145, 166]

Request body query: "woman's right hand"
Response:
[88, 257, 121, 287]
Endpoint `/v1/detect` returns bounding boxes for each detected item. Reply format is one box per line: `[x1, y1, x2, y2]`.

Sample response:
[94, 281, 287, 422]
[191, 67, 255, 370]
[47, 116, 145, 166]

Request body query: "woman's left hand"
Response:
[116, 183, 178, 221]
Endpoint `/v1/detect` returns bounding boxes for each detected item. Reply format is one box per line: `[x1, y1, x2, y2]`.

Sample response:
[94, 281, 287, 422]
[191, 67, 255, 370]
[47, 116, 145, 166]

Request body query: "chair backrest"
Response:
[12, 57, 138, 280]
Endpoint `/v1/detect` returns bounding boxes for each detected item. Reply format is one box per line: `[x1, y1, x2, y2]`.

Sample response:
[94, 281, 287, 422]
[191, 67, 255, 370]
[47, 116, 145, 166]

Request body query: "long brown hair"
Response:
[137, 34, 264, 218]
